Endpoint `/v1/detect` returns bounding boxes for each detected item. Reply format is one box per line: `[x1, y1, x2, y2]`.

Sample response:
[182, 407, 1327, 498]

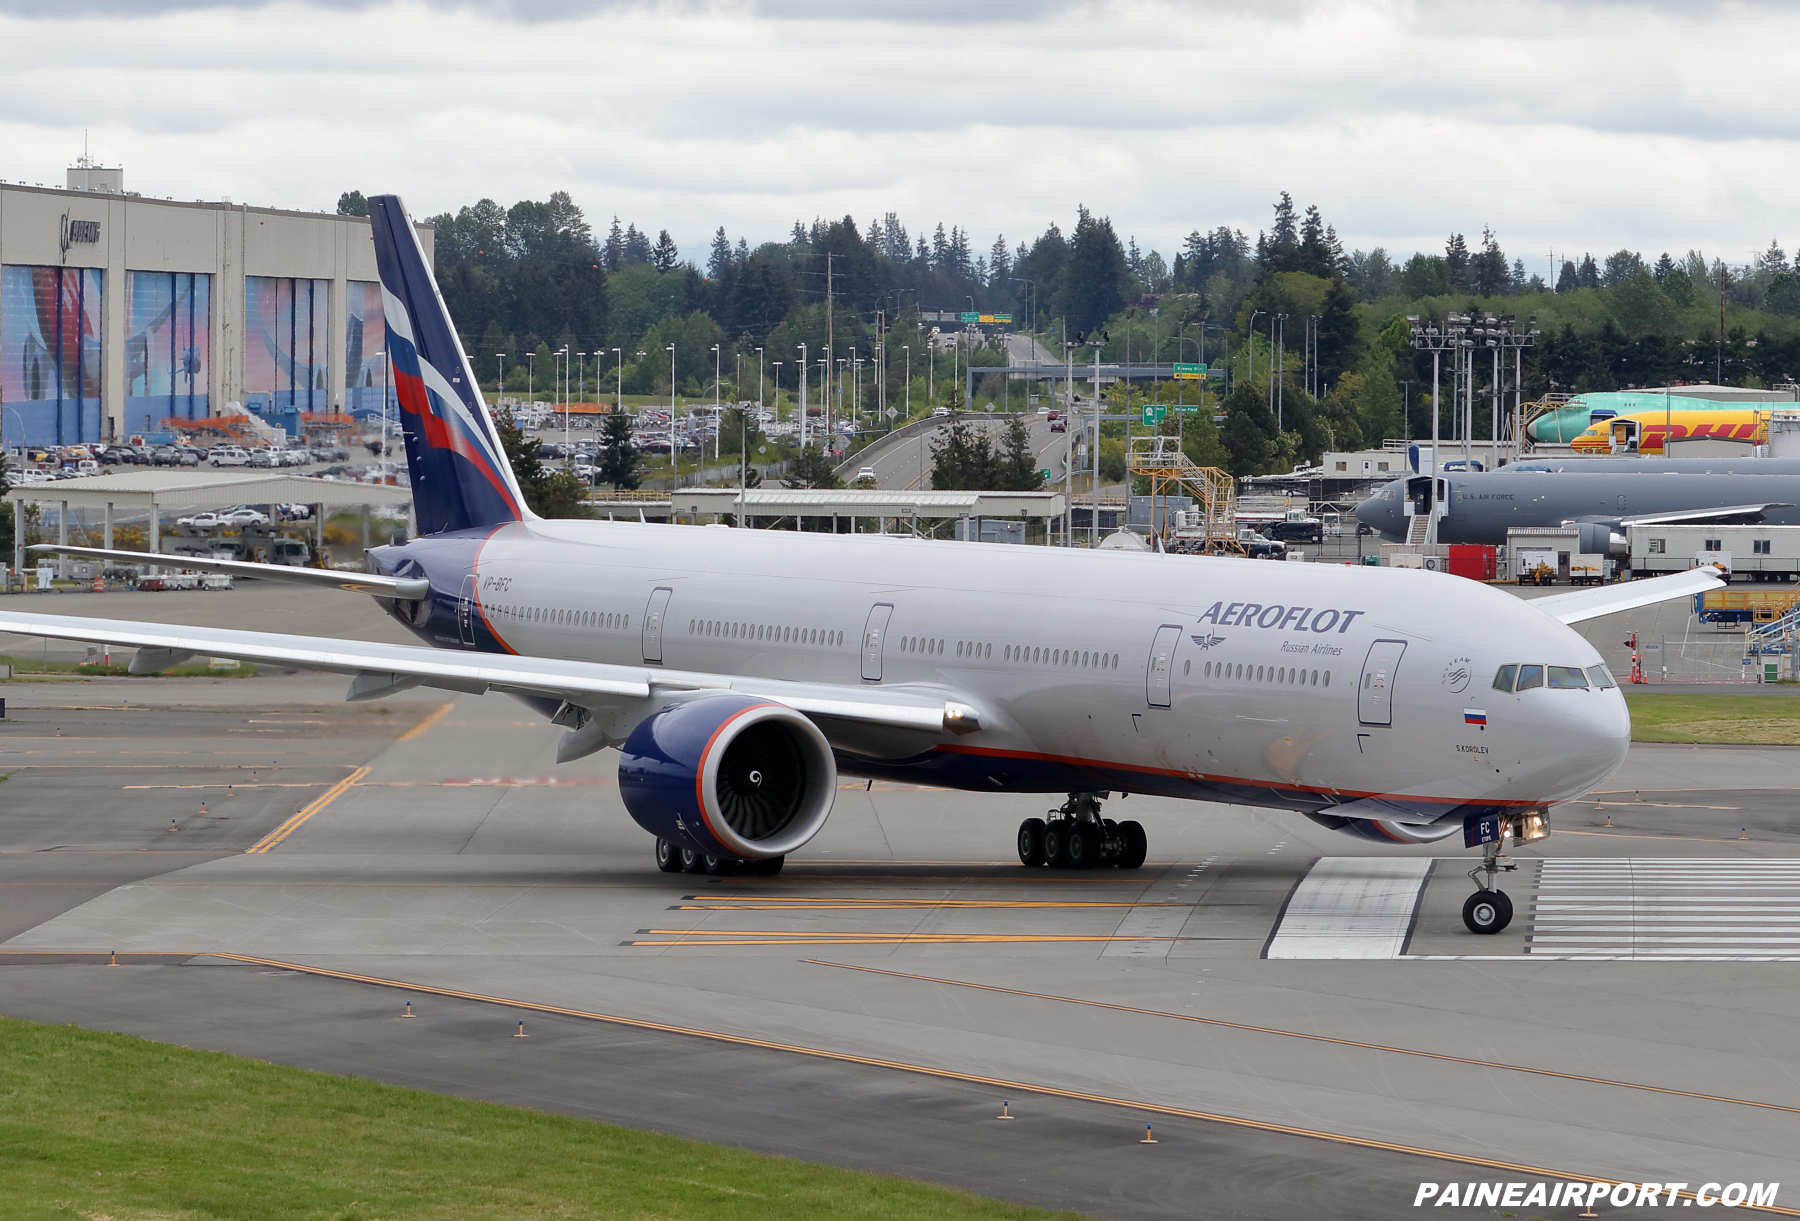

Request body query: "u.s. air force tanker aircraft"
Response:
[1356, 455, 1800, 556]
[3, 195, 1722, 936]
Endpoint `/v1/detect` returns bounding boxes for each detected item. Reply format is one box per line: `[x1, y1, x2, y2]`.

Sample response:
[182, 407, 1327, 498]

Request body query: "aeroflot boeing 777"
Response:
[3, 195, 1722, 936]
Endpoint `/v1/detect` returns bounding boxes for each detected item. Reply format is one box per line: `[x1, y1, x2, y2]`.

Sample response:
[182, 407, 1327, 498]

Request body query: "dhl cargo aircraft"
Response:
[1570, 408, 1765, 454]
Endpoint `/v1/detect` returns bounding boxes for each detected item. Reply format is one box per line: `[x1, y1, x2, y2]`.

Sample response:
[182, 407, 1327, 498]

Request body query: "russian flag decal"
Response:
[1464, 709, 1487, 728]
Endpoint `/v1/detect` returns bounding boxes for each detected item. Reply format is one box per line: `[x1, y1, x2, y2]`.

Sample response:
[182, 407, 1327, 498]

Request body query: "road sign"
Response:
[1172, 362, 1207, 381]
[1174, 403, 1200, 413]
[1142, 404, 1167, 426]
[885, 407, 898, 418]
[959, 312, 979, 323]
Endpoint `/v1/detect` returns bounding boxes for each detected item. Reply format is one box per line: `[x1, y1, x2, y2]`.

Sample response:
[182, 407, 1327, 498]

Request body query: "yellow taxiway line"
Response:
[245, 766, 369, 854]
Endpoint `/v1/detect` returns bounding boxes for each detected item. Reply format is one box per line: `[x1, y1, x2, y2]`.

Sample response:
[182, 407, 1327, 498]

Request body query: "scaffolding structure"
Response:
[1125, 434, 1238, 552]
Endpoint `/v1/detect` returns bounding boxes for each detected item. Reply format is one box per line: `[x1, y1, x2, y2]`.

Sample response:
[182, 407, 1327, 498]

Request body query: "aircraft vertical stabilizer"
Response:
[367, 193, 530, 535]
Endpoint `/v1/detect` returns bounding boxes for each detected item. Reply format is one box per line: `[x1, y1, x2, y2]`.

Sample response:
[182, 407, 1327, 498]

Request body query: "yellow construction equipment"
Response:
[1126, 435, 1238, 553]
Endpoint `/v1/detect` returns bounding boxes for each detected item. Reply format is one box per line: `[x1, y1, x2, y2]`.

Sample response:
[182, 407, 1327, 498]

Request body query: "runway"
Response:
[3, 592, 1799, 1216]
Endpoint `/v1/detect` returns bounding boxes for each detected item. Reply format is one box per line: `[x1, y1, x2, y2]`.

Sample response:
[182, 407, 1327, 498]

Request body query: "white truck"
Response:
[1506, 526, 1608, 585]
[1628, 523, 1800, 582]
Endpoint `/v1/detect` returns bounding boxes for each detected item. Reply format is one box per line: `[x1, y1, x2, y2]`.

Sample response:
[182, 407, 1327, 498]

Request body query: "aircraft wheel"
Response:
[748, 855, 784, 876]
[1042, 822, 1068, 868]
[654, 838, 683, 873]
[1462, 889, 1513, 935]
[702, 852, 736, 875]
[680, 846, 707, 874]
[1118, 821, 1148, 870]
[1064, 822, 1102, 870]
[1017, 818, 1047, 867]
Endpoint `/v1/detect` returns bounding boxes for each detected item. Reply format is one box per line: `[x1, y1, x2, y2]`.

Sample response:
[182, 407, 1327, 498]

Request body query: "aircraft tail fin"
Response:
[368, 194, 530, 536]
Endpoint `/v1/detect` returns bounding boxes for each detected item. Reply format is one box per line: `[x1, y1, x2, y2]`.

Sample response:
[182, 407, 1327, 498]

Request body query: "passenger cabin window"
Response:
[1493, 664, 1517, 692]
[1515, 664, 1544, 691]
[1548, 666, 1589, 689]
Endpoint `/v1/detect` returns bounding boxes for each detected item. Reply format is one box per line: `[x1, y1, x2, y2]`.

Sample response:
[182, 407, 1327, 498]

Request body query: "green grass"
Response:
[1626, 692, 1800, 745]
[0, 1016, 1082, 1221]
[0, 654, 256, 681]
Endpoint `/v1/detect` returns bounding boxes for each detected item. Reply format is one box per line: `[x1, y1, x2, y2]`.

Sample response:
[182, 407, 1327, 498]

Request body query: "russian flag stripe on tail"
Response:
[367, 194, 529, 536]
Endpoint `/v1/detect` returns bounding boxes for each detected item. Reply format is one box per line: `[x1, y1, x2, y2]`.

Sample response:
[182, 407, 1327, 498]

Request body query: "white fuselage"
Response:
[414, 520, 1629, 820]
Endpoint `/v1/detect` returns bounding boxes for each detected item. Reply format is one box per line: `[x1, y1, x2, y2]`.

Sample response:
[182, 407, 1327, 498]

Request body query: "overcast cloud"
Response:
[1, 0, 1794, 269]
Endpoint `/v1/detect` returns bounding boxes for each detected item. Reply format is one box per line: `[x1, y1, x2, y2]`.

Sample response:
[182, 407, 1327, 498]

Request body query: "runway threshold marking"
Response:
[244, 766, 370, 854]
[398, 703, 455, 741]
[807, 961, 1800, 1118]
[200, 951, 1800, 1214]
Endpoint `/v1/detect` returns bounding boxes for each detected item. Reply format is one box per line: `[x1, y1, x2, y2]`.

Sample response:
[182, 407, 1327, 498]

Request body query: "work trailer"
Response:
[1628, 524, 1800, 582]
[1505, 527, 1608, 585]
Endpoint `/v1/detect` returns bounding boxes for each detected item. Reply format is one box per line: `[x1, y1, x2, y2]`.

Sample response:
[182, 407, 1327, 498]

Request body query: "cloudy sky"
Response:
[2, 0, 1795, 271]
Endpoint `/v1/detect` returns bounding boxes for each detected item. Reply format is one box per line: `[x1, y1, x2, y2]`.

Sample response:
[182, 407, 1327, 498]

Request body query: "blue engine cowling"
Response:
[1302, 812, 1462, 844]
[618, 694, 838, 859]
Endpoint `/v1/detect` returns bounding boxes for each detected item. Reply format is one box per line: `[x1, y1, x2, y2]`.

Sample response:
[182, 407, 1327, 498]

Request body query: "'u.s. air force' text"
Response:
[1198, 602, 1366, 633]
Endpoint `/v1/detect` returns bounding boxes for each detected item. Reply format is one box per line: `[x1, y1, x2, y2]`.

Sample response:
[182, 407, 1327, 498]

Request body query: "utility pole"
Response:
[796, 342, 808, 452]
[825, 252, 834, 438]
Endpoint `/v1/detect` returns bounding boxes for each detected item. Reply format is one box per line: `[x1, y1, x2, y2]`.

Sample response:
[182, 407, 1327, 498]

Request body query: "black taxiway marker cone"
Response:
[514, 1019, 528, 1039]
[996, 1100, 1014, 1120]
[402, 1000, 415, 1019]
[1139, 1124, 1157, 1144]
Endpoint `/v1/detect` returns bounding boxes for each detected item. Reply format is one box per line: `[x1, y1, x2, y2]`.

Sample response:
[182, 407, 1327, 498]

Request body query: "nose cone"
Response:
[1355, 485, 1401, 540]
[1540, 690, 1632, 800]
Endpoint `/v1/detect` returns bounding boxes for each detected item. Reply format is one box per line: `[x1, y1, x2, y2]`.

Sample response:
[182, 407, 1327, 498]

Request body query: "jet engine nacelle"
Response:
[1571, 521, 1629, 557]
[1302, 812, 1462, 844]
[617, 694, 837, 860]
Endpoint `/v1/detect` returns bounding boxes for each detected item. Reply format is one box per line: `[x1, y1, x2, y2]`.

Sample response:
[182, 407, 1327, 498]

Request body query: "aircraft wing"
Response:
[28, 545, 430, 600]
[0, 609, 976, 738]
[1527, 566, 1724, 625]
[1617, 502, 1792, 527]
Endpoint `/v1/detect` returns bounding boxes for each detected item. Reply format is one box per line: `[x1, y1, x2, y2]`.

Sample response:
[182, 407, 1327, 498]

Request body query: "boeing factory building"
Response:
[0, 164, 433, 448]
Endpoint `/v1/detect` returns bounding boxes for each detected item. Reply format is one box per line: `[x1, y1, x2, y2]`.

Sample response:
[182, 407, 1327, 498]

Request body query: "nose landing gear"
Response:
[1017, 792, 1147, 870]
[1461, 810, 1549, 934]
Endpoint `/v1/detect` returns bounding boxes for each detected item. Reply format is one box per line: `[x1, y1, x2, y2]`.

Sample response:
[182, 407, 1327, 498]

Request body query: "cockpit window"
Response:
[1548, 666, 1590, 689]
[1493, 664, 1517, 693]
[1587, 664, 1617, 689]
[1515, 664, 1544, 691]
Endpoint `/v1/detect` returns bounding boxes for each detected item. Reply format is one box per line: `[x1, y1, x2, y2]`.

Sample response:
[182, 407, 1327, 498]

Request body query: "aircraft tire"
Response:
[654, 838, 684, 873]
[1462, 889, 1513, 934]
[680, 847, 707, 874]
[701, 852, 735, 875]
[1017, 818, 1048, 867]
[1042, 822, 1068, 868]
[748, 855, 785, 876]
[1118, 821, 1148, 870]
[1064, 822, 1101, 870]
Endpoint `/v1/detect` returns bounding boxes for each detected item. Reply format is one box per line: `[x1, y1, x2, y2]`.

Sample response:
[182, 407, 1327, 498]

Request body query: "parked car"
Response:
[218, 506, 270, 527]
[177, 511, 224, 530]
[210, 446, 250, 467]
[247, 449, 277, 468]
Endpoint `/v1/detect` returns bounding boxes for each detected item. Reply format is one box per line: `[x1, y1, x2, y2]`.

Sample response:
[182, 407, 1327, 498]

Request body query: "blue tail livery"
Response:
[368, 194, 529, 536]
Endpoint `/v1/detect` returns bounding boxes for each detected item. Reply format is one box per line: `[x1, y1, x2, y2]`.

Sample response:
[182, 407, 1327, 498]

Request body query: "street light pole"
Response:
[712, 343, 721, 461]
[666, 344, 677, 487]
[611, 349, 622, 416]
[496, 353, 506, 407]
[902, 345, 910, 426]
[795, 343, 807, 452]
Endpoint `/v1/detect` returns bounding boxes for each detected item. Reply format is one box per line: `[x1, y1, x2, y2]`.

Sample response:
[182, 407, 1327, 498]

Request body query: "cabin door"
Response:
[641, 587, 673, 664]
[1357, 639, 1407, 726]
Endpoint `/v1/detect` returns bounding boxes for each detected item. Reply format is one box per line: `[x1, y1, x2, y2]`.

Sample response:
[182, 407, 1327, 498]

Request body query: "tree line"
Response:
[339, 188, 1800, 478]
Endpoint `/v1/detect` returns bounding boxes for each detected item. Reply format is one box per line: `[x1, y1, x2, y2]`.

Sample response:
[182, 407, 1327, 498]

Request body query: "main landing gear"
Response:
[1017, 792, 1147, 870]
[1460, 810, 1550, 934]
[654, 838, 784, 876]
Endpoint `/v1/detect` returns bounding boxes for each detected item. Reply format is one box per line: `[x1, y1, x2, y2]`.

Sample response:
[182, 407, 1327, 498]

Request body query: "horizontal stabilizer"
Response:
[1528, 566, 1724, 625]
[27, 545, 431, 601]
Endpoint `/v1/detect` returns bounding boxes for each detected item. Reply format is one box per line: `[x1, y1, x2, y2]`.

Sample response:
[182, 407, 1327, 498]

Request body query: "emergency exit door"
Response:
[641, 587, 672, 664]
[861, 603, 894, 681]
[1146, 624, 1181, 708]
[1357, 639, 1407, 726]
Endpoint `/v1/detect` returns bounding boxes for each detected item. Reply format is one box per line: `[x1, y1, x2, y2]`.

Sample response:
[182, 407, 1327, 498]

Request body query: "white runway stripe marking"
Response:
[1264, 857, 1432, 959]
[1528, 859, 1800, 960]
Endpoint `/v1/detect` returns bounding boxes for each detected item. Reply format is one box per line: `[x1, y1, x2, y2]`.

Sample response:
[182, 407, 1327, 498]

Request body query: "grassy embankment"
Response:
[1626, 692, 1800, 745]
[0, 652, 255, 681]
[0, 1016, 1080, 1221]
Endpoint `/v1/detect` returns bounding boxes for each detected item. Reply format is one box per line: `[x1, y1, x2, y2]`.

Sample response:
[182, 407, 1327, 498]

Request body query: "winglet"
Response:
[1530, 566, 1725, 625]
